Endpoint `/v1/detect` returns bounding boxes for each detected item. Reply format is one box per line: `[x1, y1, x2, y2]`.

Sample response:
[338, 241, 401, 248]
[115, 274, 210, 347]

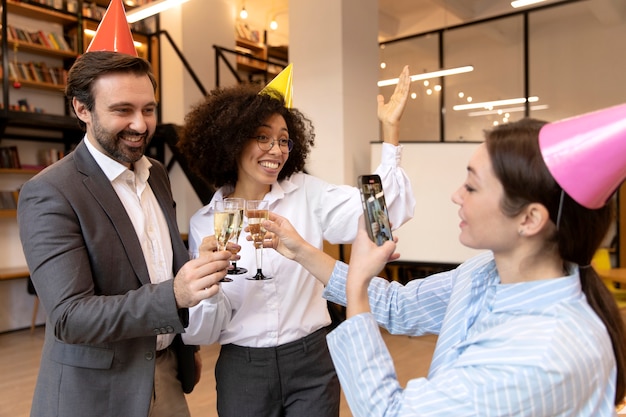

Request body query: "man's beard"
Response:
[92, 116, 151, 165]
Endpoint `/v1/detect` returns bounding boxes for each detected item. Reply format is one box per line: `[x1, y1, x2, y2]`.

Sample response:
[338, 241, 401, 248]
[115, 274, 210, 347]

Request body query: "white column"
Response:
[159, 0, 238, 231]
[289, 0, 379, 186]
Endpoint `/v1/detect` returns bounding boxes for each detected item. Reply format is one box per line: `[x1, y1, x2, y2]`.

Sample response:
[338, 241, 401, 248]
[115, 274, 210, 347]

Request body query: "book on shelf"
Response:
[27, 31, 44, 46]
[46, 32, 60, 49]
[7, 59, 66, 85]
[6, 25, 73, 53]
[36, 30, 53, 49]
[49, 32, 71, 51]
[0, 190, 18, 210]
[236, 22, 260, 43]
[7, 25, 18, 42]
[39, 62, 52, 83]
[27, 62, 42, 82]
[7, 62, 19, 80]
[14, 27, 30, 43]
[0, 146, 21, 169]
[17, 62, 33, 81]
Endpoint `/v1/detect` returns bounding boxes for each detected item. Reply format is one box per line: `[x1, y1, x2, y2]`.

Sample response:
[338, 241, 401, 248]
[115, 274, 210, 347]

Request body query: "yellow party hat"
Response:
[259, 63, 293, 108]
[86, 0, 137, 56]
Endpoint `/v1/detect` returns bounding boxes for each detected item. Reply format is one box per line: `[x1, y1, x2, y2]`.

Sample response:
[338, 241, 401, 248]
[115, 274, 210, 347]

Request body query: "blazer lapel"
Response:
[73, 142, 152, 285]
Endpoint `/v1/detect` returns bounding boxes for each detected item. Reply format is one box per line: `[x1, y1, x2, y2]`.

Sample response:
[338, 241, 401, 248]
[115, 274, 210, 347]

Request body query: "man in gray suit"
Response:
[18, 42, 231, 417]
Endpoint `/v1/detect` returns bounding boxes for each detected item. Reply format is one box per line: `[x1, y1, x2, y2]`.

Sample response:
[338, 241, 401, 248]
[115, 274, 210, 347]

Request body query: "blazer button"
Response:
[166, 326, 174, 333]
[145, 351, 155, 360]
[160, 327, 167, 334]
[153, 328, 160, 335]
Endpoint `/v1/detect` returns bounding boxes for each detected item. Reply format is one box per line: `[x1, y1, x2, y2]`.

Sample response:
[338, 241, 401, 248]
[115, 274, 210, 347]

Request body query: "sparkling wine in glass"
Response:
[224, 197, 247, 275]
[214, 200, 239, 282]
[245, 200, 271, 280]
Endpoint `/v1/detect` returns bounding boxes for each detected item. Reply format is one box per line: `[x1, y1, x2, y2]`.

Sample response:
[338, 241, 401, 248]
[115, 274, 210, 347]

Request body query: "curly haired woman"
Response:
[178, 66, 415, 417]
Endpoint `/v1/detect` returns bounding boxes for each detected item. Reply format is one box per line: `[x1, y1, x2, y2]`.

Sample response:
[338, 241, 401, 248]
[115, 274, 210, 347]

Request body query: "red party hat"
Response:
[86, 0, 137, 56]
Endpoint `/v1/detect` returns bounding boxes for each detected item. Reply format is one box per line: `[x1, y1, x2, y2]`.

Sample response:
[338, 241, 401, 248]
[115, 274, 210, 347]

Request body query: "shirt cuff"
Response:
[380, 141, 403, 166]
[322, 261, 349, 306]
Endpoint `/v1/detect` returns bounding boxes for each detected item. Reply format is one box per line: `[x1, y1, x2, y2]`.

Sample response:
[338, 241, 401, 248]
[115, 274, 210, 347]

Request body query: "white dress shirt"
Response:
[183, 142, 415, 347]
[85, 137, 174, 350]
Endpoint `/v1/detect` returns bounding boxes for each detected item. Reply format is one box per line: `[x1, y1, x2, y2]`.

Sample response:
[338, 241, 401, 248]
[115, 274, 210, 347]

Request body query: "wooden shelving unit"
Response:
[235, 37, 268, 72]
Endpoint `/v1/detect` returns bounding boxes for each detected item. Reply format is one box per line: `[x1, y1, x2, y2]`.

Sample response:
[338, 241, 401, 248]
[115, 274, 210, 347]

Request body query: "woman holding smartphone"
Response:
[261, 115, 626, 416]
[177, 66, 416, 416]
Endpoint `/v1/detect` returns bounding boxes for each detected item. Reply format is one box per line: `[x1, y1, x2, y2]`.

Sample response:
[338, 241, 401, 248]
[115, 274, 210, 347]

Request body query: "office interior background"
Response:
[0, 0, 624, 332]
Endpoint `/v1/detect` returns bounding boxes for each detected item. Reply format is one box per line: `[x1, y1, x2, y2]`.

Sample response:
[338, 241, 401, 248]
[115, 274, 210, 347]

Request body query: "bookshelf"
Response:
[234, 19, 288, 77]
[235, 37, 288, 80]
[0, 0, 159, 333]
[235, 37, 268, 73]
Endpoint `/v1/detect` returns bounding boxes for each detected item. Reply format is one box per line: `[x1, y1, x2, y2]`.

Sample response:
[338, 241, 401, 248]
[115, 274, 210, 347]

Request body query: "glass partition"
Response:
[380, 0, 626, 142]
[378, 34, 440, 141]
[529, 1, 626, 121]
[444, 16, 524, 141]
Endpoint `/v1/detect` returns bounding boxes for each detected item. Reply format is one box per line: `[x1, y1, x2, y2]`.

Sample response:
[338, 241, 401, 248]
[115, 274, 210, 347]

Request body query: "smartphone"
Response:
[358, 174, 393, 246]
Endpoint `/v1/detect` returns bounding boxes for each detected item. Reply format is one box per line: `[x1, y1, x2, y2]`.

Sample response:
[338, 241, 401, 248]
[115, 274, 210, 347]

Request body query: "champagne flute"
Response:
[245, 199, 271, 280]
[214, 200, 239, 282]
[224, 197, 248, 275]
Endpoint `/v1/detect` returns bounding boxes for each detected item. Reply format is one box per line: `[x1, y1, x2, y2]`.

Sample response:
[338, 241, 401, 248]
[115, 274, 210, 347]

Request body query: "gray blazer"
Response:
[18, 140, 195, 417]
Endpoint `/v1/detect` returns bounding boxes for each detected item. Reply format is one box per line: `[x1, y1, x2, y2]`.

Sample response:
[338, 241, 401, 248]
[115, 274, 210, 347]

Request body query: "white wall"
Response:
[290, 0, 379, 186]
[372, 142, 482, 264]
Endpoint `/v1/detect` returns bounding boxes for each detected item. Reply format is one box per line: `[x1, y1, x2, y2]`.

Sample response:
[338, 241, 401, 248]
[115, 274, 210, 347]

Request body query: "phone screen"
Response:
[358, 175, 392, 246]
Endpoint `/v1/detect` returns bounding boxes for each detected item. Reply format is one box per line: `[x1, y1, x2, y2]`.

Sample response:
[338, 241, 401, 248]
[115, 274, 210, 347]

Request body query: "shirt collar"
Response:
[84, 136, 152, 183]
[489, 263, 581, 313]
[199, 176, 300, 214]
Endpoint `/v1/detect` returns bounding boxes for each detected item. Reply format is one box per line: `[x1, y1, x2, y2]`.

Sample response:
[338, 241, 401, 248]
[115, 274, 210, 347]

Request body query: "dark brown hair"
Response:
[65, 51, 157, 130]
[177, 83, 315, 188]
[486, 118, 626, 405]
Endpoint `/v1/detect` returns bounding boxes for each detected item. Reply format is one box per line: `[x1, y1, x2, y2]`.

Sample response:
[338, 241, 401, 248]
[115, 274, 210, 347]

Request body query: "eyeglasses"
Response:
[252, 135, 294, 153]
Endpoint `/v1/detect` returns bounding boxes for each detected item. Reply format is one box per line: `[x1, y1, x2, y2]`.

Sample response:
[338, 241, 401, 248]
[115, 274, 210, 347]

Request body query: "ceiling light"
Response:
[126, 0, 190, 23]
[453, 96, 539, 111]
[467, 104, 549, 117]
[378, 66, 474, 87]
[240, 6, 248, 19]
[511, 0, 546, 9]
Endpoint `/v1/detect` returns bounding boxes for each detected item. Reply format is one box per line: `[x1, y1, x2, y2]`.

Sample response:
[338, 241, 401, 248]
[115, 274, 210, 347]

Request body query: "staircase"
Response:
[148, 123, 215, 205]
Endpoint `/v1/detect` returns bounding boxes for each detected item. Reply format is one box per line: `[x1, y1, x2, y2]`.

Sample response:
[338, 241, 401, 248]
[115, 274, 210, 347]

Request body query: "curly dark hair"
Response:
[178, 83, 315, 188]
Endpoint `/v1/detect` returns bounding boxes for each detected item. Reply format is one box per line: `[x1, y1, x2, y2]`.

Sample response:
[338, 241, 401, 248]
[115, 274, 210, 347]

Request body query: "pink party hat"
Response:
[86, 0, 137, 56]
[259, 63, 293, 108]
[539, 103, 626, 209]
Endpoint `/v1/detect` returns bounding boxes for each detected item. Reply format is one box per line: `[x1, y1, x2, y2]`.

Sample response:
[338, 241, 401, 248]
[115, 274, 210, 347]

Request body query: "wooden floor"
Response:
[0, 326, 437, 417]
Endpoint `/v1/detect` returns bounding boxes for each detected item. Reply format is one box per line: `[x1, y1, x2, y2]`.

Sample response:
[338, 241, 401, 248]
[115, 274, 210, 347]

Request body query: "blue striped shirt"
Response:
[324, 251, 617, 416]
